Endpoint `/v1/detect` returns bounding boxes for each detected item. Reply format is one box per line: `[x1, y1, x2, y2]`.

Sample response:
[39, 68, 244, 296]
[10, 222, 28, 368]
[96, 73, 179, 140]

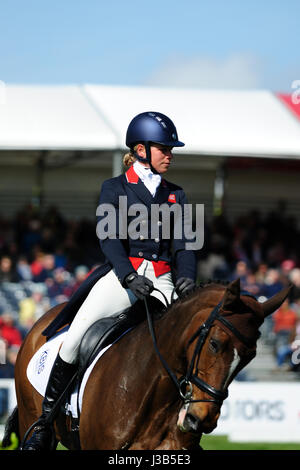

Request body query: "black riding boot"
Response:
[22, 354, 77, 450]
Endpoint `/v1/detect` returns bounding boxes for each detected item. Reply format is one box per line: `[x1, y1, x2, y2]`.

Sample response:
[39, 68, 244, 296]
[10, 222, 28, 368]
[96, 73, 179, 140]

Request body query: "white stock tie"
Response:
[133, 161, 162, 197]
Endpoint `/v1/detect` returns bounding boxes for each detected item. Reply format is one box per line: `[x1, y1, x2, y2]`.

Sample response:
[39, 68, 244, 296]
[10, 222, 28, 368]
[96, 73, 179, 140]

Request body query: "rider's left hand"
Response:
[175, 277, 196, 297]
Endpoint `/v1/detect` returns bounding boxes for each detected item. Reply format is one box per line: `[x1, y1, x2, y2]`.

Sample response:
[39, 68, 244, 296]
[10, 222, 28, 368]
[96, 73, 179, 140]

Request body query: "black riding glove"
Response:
[175, 277, 195, 297]
[125, 272, 154, 300]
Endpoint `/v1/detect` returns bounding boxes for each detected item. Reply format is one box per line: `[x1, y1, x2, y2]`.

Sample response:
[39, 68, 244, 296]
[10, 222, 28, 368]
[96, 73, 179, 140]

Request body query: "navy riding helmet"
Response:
[126, 111, 185, 164]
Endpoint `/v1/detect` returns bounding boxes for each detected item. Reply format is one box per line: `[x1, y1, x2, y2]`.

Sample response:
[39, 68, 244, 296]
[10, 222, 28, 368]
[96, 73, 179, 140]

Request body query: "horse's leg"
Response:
[14, 305, 64, 444]
[126, 387, 202, 450]
[154, 428, 202, 450]
[16, 387, 43, 443]
[149, 412, 202, 451]
[79, 344, 173, 450]
[14, 338, 44, 441]
[128, 420, 201, 451]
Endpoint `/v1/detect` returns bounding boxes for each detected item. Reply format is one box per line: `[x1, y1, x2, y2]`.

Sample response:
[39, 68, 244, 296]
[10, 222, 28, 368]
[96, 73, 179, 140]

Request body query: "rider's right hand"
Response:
[125, 272, 154, 300]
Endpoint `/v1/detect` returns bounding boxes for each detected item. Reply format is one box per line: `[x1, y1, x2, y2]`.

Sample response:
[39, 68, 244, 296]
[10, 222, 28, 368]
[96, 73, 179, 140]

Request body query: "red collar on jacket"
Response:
[125, 165, 167, 187]
[125, 165, 139, 184]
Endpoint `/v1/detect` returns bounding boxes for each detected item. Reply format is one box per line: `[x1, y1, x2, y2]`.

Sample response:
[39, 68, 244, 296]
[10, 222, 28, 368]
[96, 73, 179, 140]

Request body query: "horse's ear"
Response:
[221, 278, 241, 310]
[261, 285, 292, 318]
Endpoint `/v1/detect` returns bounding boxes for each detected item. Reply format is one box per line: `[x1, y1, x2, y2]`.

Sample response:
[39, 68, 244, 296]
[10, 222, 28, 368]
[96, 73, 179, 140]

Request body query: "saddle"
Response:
[77, 295, 166, 382]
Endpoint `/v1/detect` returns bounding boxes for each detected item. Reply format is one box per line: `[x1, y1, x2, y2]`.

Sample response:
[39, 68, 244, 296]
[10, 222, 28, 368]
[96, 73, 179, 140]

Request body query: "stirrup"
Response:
[21, 419, 56, 450]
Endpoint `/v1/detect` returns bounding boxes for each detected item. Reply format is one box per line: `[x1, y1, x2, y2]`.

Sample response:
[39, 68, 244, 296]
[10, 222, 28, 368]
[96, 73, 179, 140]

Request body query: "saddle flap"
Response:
[77, 296, 166, 377]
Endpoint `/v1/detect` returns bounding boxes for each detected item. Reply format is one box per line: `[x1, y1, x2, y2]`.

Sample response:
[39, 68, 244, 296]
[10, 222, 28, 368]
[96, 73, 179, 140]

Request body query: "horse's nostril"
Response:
[184, 413, 201, 434]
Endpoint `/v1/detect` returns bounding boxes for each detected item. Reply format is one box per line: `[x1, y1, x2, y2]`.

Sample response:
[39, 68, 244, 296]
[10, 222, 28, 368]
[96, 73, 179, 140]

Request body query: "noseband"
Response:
[145, 289, 259, 407]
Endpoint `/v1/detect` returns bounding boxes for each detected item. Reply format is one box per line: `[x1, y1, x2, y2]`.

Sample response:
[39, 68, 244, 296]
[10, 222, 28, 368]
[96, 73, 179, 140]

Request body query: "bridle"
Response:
[145, 288, 259, 407]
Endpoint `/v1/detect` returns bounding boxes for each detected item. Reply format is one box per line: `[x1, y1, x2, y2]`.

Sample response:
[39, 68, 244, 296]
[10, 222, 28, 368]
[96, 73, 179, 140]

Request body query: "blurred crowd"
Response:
[198, 208, 300, 373]
[1, 203, 300, 378]
[0, 204, 104, 379]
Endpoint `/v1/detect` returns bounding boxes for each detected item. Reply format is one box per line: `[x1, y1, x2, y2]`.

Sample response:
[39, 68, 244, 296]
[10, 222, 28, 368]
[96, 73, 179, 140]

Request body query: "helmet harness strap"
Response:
[133, 141, 159, 174]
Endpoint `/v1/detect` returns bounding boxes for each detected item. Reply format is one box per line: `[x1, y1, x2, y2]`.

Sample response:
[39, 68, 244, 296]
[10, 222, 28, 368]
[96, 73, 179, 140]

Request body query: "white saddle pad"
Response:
[26, 326, 111, 418]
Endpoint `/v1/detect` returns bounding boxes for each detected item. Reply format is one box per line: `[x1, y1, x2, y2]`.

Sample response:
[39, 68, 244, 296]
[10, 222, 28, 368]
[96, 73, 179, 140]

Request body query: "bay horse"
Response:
[3, 279, 289, 450]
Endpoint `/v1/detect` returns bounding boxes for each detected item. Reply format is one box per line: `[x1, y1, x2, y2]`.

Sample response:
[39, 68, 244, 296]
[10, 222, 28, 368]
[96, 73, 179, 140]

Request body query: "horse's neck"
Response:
[163, 285, 225, 328]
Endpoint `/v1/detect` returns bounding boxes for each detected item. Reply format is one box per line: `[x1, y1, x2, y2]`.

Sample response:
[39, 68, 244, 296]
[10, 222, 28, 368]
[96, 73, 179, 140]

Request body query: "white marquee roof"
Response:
[0, 85, 118, 150]
[0, 84, 300, 158]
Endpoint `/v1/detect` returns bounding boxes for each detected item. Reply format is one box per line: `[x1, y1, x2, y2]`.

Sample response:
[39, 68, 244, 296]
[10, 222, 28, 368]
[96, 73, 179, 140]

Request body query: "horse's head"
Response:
[177, 279, 290, 435]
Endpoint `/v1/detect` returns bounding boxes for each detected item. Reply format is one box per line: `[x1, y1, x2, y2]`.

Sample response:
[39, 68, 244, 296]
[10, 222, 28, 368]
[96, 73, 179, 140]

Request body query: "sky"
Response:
[0, 0, 299, 92]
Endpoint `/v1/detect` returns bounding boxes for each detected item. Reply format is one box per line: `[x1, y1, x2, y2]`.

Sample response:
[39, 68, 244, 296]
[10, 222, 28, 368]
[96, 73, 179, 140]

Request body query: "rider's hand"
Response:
[175, 277, 195, 297]
[125, 273, 154, 300]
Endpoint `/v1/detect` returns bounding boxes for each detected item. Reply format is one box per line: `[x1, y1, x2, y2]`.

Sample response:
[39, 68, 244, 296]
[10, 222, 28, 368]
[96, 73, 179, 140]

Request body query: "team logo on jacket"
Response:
[168, 194, 176, 203]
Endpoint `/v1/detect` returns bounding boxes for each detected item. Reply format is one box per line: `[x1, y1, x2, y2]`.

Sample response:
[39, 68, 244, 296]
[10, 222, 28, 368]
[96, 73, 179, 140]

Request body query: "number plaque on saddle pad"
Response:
[26, 326, 112, 418]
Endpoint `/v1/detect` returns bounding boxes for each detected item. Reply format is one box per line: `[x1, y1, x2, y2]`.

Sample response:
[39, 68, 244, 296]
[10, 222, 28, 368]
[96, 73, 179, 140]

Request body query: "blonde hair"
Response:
[123, 150, 136, 167]
[123, 144, 139, 167]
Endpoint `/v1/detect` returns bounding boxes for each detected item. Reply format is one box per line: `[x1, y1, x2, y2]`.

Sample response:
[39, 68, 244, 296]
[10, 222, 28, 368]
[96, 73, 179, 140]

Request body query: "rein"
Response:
[144, 288, 258, 406]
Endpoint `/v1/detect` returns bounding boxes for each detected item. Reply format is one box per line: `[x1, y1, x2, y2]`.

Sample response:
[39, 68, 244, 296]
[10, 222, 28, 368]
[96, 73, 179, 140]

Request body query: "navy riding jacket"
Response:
[97, 166, 197, 284]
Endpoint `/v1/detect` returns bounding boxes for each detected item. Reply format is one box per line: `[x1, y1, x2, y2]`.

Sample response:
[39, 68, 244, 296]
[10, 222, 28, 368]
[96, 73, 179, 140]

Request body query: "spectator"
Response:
[272, 298, 297, 357]
[275, 310, 300, 371]
[46, 267, 70, 306]
[0, 256, 19, 283]
[63, 265, 88, 297]
[255, 262, 268, 285]
[231, 232, 250, 264]
[241, 272, 262, 297]
[54, 246, 67, 269]
[289, 268, 300, 304]
[21, 218, 42, 254]
[30, 249, 45, 280]
[32, 253, 56, 282]
[0, 312, 22, 348]
[281, 259, 296, 279]
[0, 345, 19, 378]
[229, 260, 249, 284]
[18, 287, 50, 332]
[261, 268, 284, 298]
[16, 255, 32, 281]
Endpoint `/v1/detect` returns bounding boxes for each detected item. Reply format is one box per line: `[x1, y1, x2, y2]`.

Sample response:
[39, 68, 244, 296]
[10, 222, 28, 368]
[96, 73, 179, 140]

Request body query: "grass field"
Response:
[200, 434, 300, 450]
[2, 433, 300, 451]
[56, 436, 300, 451]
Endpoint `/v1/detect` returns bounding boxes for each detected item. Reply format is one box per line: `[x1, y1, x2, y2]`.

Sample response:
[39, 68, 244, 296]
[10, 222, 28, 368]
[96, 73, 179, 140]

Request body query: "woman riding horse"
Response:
[23, 111, 197, 450]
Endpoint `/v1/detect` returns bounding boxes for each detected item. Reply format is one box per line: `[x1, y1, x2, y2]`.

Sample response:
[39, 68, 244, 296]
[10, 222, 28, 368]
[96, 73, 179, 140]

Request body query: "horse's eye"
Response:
[209, 338, 220, 353]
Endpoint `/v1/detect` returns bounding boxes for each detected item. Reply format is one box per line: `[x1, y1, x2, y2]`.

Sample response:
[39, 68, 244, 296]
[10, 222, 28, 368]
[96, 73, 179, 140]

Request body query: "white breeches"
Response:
[59, 260, 177, 364]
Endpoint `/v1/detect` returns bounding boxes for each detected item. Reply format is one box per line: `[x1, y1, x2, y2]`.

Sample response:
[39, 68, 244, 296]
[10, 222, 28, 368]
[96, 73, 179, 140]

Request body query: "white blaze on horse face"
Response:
[177, 403, 189, 432]
[224, 348, 240, 389]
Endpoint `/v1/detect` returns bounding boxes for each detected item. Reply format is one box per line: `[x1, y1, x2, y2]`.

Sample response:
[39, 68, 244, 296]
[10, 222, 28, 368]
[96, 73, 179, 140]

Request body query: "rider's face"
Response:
[135, 143, 173, 174]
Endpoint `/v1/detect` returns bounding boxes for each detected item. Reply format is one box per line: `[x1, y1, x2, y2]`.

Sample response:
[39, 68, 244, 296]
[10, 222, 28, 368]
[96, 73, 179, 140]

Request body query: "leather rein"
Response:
[144, 288, 259, 406]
